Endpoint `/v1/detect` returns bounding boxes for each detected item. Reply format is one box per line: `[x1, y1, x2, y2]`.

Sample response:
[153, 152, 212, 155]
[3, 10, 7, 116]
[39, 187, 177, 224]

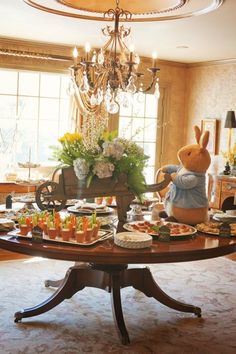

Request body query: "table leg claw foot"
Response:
[14, 312, 23, 323]
[44, 279, 63, 288]
[194, 307, 202, 317]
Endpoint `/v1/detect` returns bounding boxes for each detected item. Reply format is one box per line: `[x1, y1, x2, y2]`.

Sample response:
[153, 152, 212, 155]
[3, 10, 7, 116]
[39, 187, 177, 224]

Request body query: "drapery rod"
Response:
[0, 48, 71, 62]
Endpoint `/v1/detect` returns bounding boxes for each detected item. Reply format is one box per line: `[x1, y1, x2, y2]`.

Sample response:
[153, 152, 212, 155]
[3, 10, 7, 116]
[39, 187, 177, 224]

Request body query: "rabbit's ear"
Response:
[194, 125, 201, 144]
[200, 130, 210, 150]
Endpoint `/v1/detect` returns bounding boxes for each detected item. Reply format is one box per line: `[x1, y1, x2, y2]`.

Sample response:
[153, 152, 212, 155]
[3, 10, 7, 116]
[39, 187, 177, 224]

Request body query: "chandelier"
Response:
[71, 0, 160, 114]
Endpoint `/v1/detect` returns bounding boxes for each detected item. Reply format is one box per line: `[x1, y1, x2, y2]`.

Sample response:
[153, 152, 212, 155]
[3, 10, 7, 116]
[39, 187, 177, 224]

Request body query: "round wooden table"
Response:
[1, 224, 236, 345]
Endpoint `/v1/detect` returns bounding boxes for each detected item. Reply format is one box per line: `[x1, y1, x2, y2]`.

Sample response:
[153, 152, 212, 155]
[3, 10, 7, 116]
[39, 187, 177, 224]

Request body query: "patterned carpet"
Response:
[0, 256, 235, 354]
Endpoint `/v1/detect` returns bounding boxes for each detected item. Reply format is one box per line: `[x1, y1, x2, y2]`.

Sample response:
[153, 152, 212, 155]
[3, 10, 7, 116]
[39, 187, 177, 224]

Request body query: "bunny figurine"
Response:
[160, 125, 211, 225]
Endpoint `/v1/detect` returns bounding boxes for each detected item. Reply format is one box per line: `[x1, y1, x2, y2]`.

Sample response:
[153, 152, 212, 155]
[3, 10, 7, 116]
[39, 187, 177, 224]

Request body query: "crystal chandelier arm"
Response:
[137, 69, 160, 93]
[102, 36, 113, 52]
[117, 36, 129, 53]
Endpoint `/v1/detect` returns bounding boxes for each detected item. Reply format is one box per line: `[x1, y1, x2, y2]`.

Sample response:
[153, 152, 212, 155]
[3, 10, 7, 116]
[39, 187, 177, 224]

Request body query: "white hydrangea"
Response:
[73, 158, 90, 180]
[93, 161, 115, 179]
[102, 138, 124, 160]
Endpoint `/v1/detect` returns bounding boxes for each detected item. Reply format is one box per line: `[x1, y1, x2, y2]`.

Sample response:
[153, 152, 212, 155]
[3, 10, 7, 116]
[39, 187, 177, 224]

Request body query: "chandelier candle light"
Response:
[71, 0, 160, 114]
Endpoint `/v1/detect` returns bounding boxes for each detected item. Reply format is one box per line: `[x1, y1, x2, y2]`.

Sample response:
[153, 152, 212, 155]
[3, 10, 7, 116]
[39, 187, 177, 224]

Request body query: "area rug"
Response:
[0, 257, 235, 354]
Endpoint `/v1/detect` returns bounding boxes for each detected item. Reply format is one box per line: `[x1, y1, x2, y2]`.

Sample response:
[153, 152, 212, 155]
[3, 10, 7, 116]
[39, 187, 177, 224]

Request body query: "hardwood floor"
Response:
[0, 249, 31, 261]
[225, 252, 236, 261]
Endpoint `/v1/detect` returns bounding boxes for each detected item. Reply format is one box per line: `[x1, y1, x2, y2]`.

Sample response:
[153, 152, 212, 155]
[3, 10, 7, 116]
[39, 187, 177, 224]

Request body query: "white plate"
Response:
[114, 232, 152, 249]
[7, 229, 113, 246]
[67, 205, 113, 215]
[123, 221, 197, 238]
[213, 213, 236, 222]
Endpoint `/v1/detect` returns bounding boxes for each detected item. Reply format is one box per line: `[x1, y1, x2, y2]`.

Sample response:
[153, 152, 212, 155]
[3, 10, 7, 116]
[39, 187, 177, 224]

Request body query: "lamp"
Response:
[71, 0, 160, 114]
[224, 110, 236, 156]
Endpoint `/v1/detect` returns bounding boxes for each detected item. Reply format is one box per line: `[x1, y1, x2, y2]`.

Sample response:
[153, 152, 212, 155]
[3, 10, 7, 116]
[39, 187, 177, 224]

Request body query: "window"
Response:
[119, 93, 159, 184]
[0, 69, 70, 166]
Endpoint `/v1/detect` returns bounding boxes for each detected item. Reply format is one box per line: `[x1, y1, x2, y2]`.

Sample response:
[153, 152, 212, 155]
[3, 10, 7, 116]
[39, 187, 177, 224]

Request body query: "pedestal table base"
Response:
[14, 263, 201, 345]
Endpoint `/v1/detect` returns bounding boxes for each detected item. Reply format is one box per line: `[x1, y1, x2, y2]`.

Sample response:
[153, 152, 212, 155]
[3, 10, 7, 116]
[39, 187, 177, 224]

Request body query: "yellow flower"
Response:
[58, 132, 81, 144]
[71, 132, 82, 142]
[102, 130, 118, 141]
[58, 133, 66, 143]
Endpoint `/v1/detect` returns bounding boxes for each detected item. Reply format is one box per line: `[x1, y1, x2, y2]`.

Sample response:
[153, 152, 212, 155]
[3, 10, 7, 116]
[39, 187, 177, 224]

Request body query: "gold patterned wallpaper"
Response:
[186, 62, 236, 173]
[157, 62, 187, 166]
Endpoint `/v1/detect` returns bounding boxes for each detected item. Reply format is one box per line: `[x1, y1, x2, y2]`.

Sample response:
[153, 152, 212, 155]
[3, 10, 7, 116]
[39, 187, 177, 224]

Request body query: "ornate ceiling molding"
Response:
[23, 0, 224, 22]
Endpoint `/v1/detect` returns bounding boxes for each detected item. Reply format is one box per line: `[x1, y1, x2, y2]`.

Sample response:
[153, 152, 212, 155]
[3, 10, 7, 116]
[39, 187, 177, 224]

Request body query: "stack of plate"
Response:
[114, 232, 152, 249]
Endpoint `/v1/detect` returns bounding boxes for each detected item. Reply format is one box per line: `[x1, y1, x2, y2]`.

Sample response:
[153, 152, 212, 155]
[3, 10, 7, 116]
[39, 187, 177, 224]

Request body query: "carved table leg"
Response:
[110, 272, 130, 345]
[15, 266, 80, 322]
[122, 267, 201, 317]
[14, 264, 112, 323]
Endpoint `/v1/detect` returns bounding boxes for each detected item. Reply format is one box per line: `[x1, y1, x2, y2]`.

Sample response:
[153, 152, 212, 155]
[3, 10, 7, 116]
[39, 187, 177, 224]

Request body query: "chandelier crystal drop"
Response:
[71, 0, 160, 114]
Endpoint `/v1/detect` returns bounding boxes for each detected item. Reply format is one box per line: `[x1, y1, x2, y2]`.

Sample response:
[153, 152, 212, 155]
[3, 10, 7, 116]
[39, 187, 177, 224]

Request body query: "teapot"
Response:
[127, 204, 144, 221]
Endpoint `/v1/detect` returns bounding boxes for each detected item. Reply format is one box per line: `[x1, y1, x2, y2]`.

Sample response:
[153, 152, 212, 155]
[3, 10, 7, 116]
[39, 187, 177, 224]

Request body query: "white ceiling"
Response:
[0, 0, 236, 63]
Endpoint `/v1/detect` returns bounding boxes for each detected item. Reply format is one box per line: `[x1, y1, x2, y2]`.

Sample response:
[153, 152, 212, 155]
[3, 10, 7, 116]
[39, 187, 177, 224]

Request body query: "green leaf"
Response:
[86, 173, 93, 188]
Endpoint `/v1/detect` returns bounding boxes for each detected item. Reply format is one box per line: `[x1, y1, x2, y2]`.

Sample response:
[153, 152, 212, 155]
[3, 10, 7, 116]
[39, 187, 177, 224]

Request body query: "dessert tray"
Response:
[114, 232, 152, 249]
[0, 207, 35, 221]
[0, 218, 15, 231]
[196, 221, 236, 236]
[7, 229, 113, 247]
[123, 221, 197, 240]
[15, 179, 45, 186]
[67, 204, 113, 215]
[13, 195, 36, 203]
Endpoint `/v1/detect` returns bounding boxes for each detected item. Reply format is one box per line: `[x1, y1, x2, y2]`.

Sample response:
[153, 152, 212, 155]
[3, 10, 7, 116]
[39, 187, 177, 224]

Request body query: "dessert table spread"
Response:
[0, 222, 236, 345]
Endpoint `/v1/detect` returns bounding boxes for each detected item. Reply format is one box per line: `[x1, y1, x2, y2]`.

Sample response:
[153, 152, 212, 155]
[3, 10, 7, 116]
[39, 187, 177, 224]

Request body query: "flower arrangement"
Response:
[222, 143, 236, 165]
[52, 130, 149, 198]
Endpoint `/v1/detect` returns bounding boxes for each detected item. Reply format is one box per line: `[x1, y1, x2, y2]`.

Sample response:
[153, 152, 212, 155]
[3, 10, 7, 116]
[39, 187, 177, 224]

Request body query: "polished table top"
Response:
[1, 223, 236, 264]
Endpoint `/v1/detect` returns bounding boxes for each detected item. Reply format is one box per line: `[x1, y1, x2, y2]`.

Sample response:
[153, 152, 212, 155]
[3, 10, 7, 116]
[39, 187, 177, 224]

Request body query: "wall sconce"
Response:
[224, 110, 236, 156]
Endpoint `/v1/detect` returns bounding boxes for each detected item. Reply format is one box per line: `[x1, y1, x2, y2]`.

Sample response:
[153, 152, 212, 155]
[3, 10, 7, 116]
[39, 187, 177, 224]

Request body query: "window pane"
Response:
[18, 97, 38, 119]
[144, 118, 157, 142]
[38, 120, 59, 163]
[118, 117, 132, 139]
[145, 94, 158, 117]
[132, 96, 145, 117]
[40, 73, 60, 98]
[60, 99, 70, 120]
[40, 98, 59, 120]
[144, 166, 155, 184]
[60, 76, 70, 98]
[131, 118, 144, 141]
[118, 93, 158, 184]
[144, 142, 156, 165]
[16, 120, 38, 163]
[0, 95, 17, 119]
[0, 70, 17, 94]
[19, 72, 39, 96]
[119, 94, 132, 116]
[0, 119, 18, 154]
[0, 69, 71, 167]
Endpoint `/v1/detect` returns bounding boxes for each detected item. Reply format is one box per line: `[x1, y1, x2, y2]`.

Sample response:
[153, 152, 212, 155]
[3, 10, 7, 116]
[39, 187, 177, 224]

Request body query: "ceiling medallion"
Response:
[23, 0, 224, 22]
